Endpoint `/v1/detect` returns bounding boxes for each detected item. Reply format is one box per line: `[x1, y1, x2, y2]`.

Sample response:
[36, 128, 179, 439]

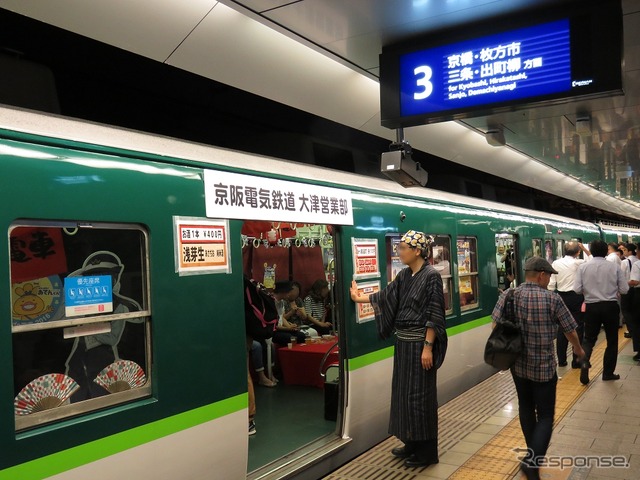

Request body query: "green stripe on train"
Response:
[348, 315, 493, 371]
[0, 393, 247, 480]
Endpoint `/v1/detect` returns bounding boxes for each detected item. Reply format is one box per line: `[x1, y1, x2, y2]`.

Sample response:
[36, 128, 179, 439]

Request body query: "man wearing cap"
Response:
[350, 230, 447, 468]
[574, 240, 629, 384]
[492, 257, 584, 480]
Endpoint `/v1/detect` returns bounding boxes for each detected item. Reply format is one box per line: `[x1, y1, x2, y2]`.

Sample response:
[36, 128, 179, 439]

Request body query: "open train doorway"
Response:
[495, 233, 520, 291]
[241, 221, 342, 477]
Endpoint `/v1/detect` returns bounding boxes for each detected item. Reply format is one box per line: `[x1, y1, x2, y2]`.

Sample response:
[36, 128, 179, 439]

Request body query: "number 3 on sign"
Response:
[414, 65, 433, 100]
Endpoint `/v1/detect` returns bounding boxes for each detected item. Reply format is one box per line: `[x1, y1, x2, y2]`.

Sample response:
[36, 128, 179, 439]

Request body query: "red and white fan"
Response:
[93, 360, 147, 393]
[14, 373, 79, 416]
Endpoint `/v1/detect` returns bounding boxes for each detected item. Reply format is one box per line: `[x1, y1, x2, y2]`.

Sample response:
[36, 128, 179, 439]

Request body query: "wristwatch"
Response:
[424, 340, 433, 347]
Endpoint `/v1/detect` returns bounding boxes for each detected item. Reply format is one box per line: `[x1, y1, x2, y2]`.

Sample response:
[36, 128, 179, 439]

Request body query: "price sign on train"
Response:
[352, 238, 379, 280]
[173, 217, 231, 276]
[355, 281, 380, 324]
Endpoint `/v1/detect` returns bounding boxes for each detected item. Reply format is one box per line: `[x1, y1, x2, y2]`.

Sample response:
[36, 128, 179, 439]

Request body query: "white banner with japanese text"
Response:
[204, 170, 353, 225]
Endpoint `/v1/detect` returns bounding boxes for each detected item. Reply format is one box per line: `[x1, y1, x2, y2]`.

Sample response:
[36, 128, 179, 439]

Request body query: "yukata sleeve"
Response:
[369, 278, 399, 339]
[423, 270, 448, 369]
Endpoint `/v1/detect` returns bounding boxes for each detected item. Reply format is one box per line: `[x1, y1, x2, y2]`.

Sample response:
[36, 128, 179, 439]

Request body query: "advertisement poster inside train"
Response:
[457, 240, 472, 275]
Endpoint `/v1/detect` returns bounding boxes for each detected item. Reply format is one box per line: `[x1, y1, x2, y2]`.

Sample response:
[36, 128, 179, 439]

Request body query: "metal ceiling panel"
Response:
[0, 0, 218, 62]
[166, 2, 384, 133]
[232, 0, 561, 73]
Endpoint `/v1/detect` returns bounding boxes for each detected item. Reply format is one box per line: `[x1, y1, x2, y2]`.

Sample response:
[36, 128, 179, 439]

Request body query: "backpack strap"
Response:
[245, 286, 277, 328]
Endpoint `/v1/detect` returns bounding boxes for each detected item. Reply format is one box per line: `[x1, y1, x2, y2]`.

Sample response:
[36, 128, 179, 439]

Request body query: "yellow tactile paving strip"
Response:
[449, 329, 629, 480]
[323, 330, 629, 480]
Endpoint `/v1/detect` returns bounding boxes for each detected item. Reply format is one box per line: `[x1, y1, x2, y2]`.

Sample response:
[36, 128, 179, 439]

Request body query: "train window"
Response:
[457, 236, 478, 310]
[430, 236, 453, 315]
[9, 222, 151, 431]
[496, 234, 518, 291]
[544, 240, 554, 263]
[386, 233, 453, 314]
[556, 240, 565, 260]
[532, 239, 542, 257]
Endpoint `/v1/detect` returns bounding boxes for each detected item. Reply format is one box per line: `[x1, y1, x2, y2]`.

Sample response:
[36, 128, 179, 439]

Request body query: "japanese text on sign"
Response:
[352, 238, 380, 280]
[204, 170, 353, 225]
[400, 19, 572, 117]
[356, 282, 380, 324]
[64, 275, 113, 317]
[174, 218, 231, 276]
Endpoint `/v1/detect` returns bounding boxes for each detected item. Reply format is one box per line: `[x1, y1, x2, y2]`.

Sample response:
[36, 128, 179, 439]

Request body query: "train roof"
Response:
[0, 105, 600, 232]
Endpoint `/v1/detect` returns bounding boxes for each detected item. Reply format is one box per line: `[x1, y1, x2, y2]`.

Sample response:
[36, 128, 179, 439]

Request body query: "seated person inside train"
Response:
[251, 340, 277, 387]
[303, 279, 333, 336]
[271, 281, 307, 346]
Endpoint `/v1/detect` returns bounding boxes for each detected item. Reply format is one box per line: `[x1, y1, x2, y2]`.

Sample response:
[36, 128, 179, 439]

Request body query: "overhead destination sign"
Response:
[379, 0, 623, 128]
[399, 20, 571, 118]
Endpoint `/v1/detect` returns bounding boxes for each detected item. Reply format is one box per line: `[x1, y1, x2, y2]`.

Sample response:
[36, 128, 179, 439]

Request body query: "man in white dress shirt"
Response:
[606, 242, 622, 266]
[575, 240, 629, 384]
[627, 260, 640, 361]
[620, 243, 638, 335]
[548, 242, 590, 368]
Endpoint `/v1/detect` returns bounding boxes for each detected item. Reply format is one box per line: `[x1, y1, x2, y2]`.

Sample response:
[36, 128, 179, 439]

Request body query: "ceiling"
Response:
[2, 0, 640, 219]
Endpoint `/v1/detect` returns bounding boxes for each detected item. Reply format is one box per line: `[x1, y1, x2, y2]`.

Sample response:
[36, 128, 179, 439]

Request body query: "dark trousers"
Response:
[512, 373, 557, 465]
[583, 301, 620, 376]
[556, 291, 584, 364]
[624, 291, 640, 352]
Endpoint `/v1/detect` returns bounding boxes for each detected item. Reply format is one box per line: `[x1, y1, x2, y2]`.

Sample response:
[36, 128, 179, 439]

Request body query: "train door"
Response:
[495, 233, 520, 290]
[241, 221, 342, 477]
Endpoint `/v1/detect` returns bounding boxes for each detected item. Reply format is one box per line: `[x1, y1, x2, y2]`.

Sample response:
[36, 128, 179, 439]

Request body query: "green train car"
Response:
[0, 106, 631, 479]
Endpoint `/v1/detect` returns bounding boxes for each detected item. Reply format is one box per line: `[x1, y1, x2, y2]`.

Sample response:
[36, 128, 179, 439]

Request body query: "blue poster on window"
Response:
[64, 275, 113, 317]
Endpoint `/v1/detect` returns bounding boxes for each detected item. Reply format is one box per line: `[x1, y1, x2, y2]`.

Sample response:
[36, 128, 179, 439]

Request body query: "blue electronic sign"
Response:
[379, 0, 623, 129]
[399, 20, 572, 118]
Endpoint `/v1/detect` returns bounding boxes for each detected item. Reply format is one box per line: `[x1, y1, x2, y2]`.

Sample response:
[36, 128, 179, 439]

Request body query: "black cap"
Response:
[524, 257, 558, 274]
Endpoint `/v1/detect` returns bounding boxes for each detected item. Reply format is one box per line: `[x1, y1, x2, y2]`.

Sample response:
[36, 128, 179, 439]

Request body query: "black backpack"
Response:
[484, 289, 523, 371]
[244, 277, 278, 339]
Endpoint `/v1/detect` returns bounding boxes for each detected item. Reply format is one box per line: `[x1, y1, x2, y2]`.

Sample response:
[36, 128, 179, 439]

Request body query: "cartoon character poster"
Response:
[12, 275, 63, 326]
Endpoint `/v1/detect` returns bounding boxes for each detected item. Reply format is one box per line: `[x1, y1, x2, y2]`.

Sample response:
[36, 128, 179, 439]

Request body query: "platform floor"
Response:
[323, 329, 638, 480]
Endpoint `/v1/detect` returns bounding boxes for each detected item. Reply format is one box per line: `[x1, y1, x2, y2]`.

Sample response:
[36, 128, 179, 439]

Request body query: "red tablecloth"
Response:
[277, 341, 339, 388]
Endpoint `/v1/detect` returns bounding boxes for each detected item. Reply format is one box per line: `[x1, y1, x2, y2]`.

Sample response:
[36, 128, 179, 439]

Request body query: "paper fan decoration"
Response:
[14, 373, 79, 416]
[93, 360, 147, 393]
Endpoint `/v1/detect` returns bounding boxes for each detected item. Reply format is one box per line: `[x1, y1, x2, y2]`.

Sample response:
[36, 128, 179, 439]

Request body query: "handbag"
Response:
[484, 289, 522, 370]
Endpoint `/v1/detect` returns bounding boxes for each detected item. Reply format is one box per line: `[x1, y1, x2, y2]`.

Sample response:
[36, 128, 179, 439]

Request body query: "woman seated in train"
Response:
[303, 279, 333, 336]
[271, 281, 307, 346]
[250, 340, 277, 387]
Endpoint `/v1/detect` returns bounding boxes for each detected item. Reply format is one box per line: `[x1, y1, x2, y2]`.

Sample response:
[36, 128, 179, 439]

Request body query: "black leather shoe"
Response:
[571, 361, 581, 369]
[633, 353, 640, 361]
[520, 463, 541, 480]
[391, 446, 414, 459]
[580, 367, 590, 385]
[404, 456, 438, 468]
[558, 361, 568, 367]
[625, 331, 632, 338]
[602, 374, 621, 381]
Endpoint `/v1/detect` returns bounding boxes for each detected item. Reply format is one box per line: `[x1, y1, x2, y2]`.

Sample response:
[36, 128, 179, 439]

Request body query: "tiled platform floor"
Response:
[324, 329, 637, 480]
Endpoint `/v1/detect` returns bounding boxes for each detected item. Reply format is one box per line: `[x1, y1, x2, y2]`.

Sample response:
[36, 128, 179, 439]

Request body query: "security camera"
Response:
[381, 146, 428, 187]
